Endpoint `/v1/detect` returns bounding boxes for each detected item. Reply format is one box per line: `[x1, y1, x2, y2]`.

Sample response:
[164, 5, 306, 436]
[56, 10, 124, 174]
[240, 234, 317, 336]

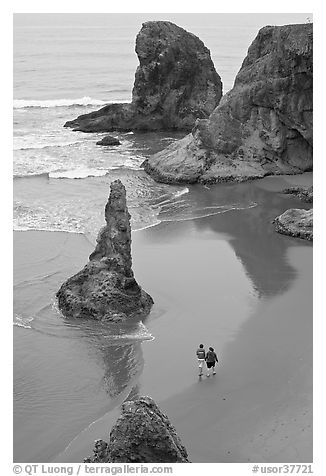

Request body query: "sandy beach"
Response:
[13, 12, 314, 465]
[59, 246, 312, 463]
[14, 174, 312, 463]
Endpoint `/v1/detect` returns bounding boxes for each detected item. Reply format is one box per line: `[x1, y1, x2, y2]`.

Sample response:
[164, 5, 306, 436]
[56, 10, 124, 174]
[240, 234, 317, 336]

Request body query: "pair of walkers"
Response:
[196, 344, 218, 377]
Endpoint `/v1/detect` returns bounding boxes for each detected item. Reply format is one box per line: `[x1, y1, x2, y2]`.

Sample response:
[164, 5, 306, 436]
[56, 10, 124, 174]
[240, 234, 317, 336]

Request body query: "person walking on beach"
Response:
[205, 346, 218, 377]
[196, 344, 206, 376]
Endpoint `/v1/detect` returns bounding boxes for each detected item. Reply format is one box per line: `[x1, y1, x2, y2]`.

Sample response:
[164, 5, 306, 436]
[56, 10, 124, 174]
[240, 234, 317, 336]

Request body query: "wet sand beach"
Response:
[59, 246, 312, 463]
[14, 174, 312, 463]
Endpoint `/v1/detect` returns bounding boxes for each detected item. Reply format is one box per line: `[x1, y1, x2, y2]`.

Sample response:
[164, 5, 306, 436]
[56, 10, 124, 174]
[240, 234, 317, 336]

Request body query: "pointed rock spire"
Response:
[56, 180, 153, 321]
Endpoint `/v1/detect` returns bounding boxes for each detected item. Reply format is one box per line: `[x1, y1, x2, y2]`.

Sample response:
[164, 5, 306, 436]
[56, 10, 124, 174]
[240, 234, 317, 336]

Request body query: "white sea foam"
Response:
[151, 187, 189, 209]
[132, 219, 162, 232]
[49, 168, 109, 179]
[49, 161, 143, 178]
[173, 187, 189, 198]
[13, 224, 85, 234]
[160, 202, 258, 223]
[13, 314, 34, 329]
[14, 172, 50, 179]
[109, 158, 143, 171]
[103, 321, 154, 342]
[14, 96, 106, 109]
[13, 96, 131, 109]
[13, 216, 162, 235]
[13, 137, 83, 151]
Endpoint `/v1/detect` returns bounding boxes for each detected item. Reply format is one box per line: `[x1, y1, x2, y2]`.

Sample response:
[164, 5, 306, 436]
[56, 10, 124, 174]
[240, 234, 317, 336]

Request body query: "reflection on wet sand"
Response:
[99, 341, 144, 400]
[190, 180, 311, 298]
[13, 174, 313, 461]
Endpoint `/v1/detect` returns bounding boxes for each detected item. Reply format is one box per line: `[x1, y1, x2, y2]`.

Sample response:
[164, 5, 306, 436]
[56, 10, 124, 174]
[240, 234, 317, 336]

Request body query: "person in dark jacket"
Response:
[196, 344, 206, 376]
[205, 346, 218, 377]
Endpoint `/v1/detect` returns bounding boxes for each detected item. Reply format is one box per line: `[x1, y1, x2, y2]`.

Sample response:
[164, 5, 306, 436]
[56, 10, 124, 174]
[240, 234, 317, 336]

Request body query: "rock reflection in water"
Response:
[189, 180, 311, 298]
[100, 341, 144, 400]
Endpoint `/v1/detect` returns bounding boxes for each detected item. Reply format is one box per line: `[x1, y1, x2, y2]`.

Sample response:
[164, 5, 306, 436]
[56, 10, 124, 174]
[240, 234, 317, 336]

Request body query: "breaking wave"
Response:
[13, 96, 108, 109]
[13, 138, 83, 151]
[49, 168, 110, 179]
[48, 164, 143, 179]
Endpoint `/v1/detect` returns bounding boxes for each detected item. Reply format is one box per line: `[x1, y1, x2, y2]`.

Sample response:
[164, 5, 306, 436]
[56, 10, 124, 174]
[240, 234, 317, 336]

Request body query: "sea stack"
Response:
[64, 21, 222, 132]
[56, 180, 153, 321]
[84, 396, 190, 463]
[143, 23, 313, 184]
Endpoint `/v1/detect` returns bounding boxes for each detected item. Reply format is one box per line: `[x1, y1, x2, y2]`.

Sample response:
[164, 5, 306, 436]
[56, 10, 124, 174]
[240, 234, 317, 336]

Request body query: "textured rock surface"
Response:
[282, 185, 313, 202]
[96, 135, 121, 146]
[64, 21, 222, 132]
[273, 208, 313, 240]
[84, 396, 190, 463]
[56, 180, 153, 321]
[143, 23, 313, 184]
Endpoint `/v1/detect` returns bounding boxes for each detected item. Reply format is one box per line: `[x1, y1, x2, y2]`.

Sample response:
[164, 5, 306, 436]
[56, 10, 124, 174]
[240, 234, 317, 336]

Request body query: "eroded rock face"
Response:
[143, 23, 313, 184]
[273, 208, 313, 241]
[84, 396, 190, 463]
[64, 21, 222, 132]
[56, 180, 153, 321]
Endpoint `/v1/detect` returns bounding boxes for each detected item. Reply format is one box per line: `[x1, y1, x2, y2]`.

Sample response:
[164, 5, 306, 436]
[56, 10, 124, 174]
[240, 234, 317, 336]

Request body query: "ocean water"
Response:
[13, 12, 310, 235]
[13, 13, 311, 463]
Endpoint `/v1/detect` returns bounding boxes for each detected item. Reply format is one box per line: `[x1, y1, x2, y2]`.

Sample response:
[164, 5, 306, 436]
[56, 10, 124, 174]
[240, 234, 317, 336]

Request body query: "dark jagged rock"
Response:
[282, 185, 313, 202]
[64, 21, 222, 133]
[96, 135, 121, 146]
[84, 396, 190, 463]
[143, 23, 313, 184]
[273, 208, 313, 241]
[56, 180, 153, 321]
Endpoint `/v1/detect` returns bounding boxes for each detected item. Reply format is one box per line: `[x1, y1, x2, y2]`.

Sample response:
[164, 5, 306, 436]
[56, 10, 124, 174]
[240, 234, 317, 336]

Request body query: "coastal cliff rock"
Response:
[143, 23, 313, 184]
[64, 21, 222, 132]
[84, 396, 190, 463]
[273, 208, 313, 241]
[56, 180, 153, 321]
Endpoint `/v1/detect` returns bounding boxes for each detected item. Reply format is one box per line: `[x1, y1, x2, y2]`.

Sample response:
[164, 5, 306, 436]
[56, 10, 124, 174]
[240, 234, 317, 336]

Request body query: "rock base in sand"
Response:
[273, 208, 313, 241]
[84, 396, 190, 463]
[56, 180, 153, 321]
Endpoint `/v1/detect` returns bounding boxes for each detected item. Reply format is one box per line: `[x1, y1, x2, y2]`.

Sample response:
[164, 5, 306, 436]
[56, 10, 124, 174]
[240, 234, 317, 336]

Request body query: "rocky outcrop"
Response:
[282, 185, 313, 202]
[56, 180, 153, 321]
[64, 21, 222, 132]
[84, 396, 190, 463]
[274, 185, 313, 241]
[96, 135, 121, 146]
[273, 208, 313, 241]
[143, 23, 313, 184]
